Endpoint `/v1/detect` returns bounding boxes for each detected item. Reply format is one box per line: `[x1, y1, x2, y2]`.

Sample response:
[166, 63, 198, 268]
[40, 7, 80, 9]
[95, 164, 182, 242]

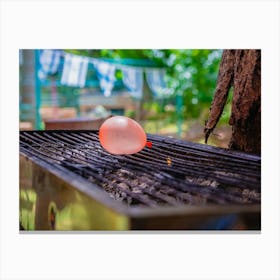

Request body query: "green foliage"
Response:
[142, 49, 222, 119]
[219, 88, 233, 125]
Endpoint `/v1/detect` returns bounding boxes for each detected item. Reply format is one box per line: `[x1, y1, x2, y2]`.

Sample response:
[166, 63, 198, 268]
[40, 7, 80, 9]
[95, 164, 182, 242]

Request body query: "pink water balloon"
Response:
[99, 116, 147, 155]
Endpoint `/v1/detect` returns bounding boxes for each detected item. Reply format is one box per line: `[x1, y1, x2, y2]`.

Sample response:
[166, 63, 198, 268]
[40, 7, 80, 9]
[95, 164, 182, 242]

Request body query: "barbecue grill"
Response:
[20, 130, 261, 230]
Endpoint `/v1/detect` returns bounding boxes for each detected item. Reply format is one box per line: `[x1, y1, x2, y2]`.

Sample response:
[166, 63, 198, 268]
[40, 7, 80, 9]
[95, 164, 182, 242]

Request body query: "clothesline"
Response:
[61, 51, 165, 71]
[38, 49, 171, 98]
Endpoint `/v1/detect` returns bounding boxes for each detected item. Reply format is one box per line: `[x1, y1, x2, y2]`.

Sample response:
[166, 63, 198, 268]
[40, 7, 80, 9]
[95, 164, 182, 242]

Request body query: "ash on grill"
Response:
[20, 131, 261, 208]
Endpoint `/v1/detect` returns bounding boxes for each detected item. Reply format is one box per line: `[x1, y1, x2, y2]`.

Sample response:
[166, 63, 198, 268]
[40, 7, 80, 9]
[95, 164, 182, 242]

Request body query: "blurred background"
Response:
[19, 49, 232, 148]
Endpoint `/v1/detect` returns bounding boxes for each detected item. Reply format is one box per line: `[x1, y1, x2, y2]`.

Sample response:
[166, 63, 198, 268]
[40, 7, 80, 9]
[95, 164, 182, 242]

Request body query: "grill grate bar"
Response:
[72, 131, 260, 173]
[150, 134, 261, 162]
[44, 131, 260, 190]
[20, 131, 261, 207]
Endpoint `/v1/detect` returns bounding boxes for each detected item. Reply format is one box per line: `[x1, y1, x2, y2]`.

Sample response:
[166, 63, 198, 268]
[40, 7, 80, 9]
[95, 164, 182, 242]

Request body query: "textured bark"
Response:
[204, 50, 261, 155]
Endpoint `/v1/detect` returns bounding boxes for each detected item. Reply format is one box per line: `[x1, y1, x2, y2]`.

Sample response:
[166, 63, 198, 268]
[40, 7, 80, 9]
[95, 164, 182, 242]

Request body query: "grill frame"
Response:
[20, 130, 261, 230]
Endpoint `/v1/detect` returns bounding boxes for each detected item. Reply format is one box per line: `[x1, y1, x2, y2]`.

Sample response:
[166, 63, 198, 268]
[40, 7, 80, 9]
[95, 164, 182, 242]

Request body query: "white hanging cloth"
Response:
[38, 49, 62, 80]
[145, 69, 168, 97]
[61, 53, 89, 88]
[121, 67, 143, 99]
[93, 61, 116, 97]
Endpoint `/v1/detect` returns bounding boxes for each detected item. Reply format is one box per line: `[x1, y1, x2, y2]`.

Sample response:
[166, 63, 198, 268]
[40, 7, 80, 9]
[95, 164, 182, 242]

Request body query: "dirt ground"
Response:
[157, 121, 232, 149]
[184, 122, 232, 148]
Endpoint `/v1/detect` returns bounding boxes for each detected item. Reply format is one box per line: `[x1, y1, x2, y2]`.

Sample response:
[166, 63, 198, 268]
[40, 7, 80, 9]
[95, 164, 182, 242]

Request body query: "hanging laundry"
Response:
[61, 53, 89, 88]
[94, 61, 116, 97]
[145, 69, 168, 97]
[38, 49, 62, 80]
[121, 67, 143, 99]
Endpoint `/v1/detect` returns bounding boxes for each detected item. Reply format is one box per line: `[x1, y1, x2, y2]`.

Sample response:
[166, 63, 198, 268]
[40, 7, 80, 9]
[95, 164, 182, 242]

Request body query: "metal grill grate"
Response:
[20, 130, 261, 207]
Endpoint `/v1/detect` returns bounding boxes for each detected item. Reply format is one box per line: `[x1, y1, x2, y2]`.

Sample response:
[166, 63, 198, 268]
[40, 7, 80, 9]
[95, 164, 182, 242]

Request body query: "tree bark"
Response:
[204, 50, 261, 155]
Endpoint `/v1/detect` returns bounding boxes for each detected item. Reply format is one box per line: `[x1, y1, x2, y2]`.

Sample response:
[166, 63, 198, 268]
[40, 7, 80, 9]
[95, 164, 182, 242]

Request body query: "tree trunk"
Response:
[204, 50, 261, 155]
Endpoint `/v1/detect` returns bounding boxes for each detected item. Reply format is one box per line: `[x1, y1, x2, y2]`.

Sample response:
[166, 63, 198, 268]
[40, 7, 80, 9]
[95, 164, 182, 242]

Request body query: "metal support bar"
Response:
[34, 50, 42, 130]
[176, 92, 183, 137]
